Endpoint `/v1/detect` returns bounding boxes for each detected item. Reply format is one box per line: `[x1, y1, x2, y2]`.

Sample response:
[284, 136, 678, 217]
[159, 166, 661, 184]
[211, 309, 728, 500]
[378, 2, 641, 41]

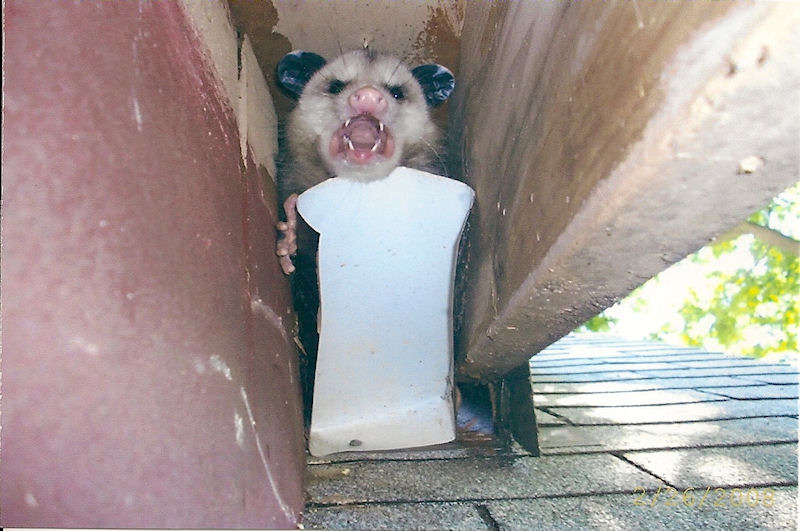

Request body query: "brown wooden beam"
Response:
[451, 2, 800, 380]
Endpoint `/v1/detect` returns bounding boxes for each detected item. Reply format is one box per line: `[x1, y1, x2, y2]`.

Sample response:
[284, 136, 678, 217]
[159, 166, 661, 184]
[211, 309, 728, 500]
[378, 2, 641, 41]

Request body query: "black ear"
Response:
[411, 64, 455, 107]
[276, 51, 327, 98]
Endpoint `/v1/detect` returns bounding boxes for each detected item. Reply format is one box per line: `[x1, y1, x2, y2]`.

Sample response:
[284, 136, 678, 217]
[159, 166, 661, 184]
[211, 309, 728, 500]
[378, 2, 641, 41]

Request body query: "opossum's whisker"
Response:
[323, 10, 345, 58]
[387, 57, 406, 85]
[335, 35, 345, 59]
[323, 14, 348, 73]
[400, 48, 415, 68]
[415, 135, 448, 171]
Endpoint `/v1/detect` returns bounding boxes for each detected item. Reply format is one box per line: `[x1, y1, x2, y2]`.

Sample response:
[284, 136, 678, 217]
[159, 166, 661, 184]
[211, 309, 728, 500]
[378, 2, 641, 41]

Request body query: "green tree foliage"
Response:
[582, 312, 616, 333]
[583, 183, 799, 358]
[669, 236, 798, 356]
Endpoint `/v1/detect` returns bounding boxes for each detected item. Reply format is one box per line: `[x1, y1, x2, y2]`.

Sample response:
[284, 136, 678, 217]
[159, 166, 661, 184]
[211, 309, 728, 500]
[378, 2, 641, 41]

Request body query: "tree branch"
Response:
[716, 221, 800, 256]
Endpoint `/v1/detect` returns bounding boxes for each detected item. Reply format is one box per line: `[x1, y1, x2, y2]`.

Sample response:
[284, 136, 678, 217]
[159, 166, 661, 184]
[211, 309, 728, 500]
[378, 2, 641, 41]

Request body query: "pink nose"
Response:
[349, 86, 386, 115]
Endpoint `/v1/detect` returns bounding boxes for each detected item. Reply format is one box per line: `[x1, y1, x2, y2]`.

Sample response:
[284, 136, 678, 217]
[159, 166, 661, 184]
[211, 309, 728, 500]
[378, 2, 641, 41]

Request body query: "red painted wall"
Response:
[1, 2, 305, 528]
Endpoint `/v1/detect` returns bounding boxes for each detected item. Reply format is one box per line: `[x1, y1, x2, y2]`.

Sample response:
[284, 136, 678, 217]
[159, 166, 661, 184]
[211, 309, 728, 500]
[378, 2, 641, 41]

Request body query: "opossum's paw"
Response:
[276, 194, 298, 275]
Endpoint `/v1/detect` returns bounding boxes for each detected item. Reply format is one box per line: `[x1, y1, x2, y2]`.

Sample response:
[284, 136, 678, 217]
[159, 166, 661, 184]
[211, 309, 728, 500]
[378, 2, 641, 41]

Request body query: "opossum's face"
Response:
[278, 50, 455, 181]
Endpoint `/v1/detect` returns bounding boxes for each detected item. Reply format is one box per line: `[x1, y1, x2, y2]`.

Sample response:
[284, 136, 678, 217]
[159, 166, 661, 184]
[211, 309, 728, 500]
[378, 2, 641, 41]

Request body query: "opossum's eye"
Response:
[387, 85, 406, 101]
[327, 79, 347, 95]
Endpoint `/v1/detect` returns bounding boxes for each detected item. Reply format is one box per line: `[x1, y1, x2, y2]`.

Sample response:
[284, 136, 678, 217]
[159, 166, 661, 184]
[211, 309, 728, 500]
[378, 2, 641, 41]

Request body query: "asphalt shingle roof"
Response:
[303, 333, 798, 530]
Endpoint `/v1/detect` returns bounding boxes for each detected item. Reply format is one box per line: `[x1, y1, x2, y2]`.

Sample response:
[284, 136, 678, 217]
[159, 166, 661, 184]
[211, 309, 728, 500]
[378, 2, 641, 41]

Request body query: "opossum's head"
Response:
[277, 49, 455, 181]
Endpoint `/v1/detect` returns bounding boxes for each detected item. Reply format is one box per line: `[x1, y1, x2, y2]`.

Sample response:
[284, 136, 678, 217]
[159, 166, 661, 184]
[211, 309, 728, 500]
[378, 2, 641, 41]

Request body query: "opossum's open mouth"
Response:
[329, 114, 395, 165]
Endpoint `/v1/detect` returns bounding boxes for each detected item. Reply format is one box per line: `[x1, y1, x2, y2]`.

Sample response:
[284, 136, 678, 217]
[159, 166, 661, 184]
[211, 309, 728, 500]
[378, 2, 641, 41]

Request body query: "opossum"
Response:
[274, 48, 455, 274]
[273, 49, 456, 421]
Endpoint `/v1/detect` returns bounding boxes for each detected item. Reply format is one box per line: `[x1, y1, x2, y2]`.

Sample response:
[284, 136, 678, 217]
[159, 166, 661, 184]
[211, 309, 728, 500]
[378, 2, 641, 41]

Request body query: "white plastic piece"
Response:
[297, 166, 474, 456]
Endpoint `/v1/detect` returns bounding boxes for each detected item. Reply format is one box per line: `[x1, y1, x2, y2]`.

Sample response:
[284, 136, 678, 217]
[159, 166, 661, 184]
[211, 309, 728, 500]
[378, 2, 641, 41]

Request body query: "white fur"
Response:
[287, 50, 440, 186]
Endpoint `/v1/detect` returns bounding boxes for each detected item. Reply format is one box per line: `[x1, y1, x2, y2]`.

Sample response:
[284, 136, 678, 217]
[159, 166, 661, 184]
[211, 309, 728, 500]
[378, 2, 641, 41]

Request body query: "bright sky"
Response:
[593, 183, 799, 360]
[600, 234, 759, 346]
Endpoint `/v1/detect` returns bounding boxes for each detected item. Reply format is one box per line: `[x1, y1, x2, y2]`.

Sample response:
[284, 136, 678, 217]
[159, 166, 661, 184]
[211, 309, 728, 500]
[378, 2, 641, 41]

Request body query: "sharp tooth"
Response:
[344, 118, 352, 128]
[346, 138, 355, 151]
[378, 121, 385, 133]
[370, 139, 382, 153]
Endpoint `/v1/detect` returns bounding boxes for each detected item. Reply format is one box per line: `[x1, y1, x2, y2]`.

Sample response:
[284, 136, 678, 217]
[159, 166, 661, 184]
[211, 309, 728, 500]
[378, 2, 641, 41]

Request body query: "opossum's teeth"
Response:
[331, 113, 394, 165]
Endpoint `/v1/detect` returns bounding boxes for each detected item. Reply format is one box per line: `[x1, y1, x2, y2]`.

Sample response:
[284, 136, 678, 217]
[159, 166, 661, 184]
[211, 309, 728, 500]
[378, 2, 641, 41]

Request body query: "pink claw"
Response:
[276, 194, 299, 274]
